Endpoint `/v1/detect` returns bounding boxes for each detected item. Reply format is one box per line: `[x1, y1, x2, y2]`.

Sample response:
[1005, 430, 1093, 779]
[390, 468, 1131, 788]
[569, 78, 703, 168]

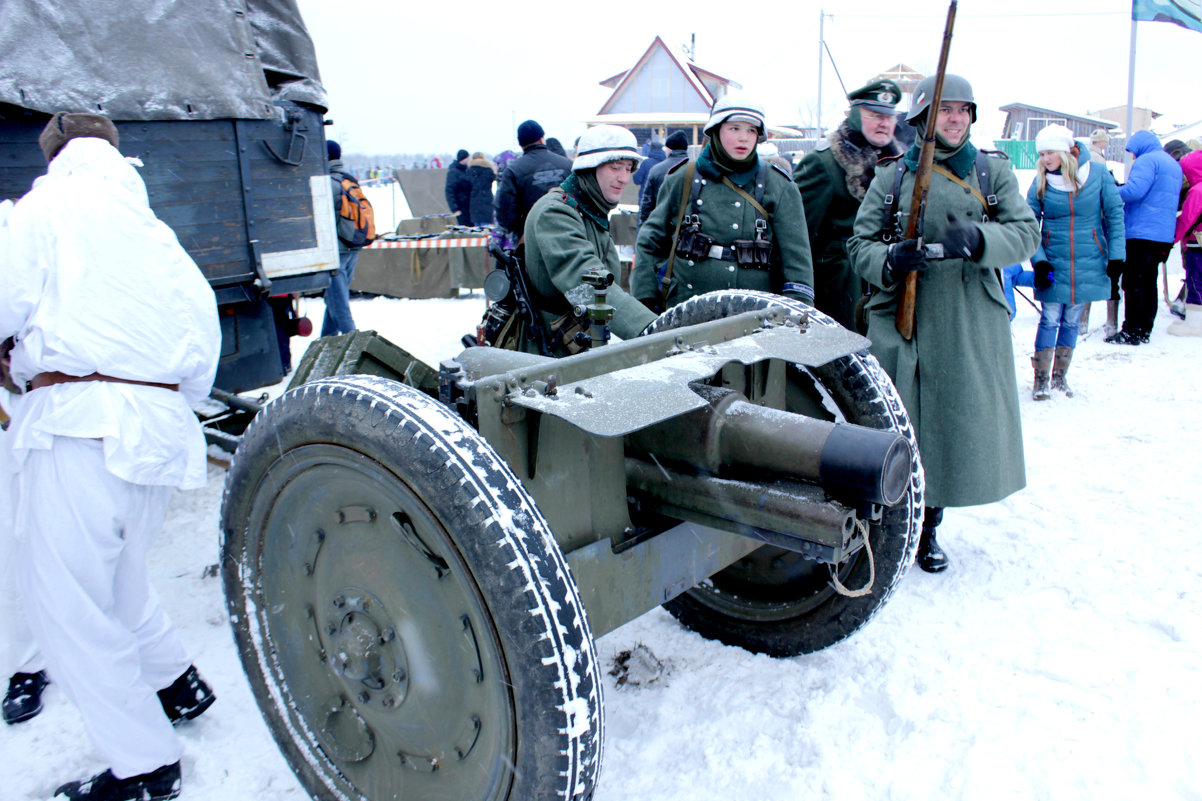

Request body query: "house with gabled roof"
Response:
[585, 36, 741, 146]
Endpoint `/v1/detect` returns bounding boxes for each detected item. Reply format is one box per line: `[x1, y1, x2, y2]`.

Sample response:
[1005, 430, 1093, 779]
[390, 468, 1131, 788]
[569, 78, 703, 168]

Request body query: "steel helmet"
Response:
[906, 74, 976, 124]
[571, 124, 644, 172]
[704, 92, 767, 139]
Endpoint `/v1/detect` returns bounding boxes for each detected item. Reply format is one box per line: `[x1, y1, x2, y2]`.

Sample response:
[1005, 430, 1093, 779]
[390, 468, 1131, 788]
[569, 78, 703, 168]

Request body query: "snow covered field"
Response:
[5, 195, 1201, 800]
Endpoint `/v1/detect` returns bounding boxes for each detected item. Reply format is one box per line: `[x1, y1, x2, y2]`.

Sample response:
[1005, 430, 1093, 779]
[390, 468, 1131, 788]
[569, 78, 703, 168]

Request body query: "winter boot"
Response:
[157, 664, 215, 725]
[54, 761, 181, 801]
[1167, 304, 1202, 336]
[915, 507, 949, 573]
[1051, 346, 1074, 397]
[1078, 303, 1092, 336]
[1103, 299, 1120, 339]
[3, 670, 49, 724]
[1031, 348, 1053, 401]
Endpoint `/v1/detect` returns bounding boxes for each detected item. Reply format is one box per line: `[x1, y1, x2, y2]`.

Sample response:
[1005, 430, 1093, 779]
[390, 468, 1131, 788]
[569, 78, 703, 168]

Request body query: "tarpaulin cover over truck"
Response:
[0, 0, 327, 119]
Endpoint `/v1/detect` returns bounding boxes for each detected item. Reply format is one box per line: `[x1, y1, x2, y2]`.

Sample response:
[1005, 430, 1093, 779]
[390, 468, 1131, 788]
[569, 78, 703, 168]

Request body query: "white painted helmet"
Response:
[571, 125, 644, 172]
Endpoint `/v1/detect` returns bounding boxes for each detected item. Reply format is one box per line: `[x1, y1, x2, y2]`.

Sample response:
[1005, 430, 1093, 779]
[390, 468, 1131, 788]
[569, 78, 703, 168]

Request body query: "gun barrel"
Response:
[628, 384, 911, 507]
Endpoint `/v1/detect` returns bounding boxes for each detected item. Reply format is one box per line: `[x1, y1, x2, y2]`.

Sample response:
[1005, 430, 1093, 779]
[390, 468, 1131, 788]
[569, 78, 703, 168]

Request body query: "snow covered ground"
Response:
[5, 199, 1201, 801]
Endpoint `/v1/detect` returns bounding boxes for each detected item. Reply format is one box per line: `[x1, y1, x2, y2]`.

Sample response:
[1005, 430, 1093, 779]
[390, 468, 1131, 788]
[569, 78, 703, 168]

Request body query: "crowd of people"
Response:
[4, 76, 1201, 801]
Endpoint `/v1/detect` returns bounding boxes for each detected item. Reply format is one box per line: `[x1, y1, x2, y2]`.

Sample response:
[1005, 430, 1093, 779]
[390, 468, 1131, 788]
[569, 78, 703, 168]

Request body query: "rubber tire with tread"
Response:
[221, 375, 602, 801]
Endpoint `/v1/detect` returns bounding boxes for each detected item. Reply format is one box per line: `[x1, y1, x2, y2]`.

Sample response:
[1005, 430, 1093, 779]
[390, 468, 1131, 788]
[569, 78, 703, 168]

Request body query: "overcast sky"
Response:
[294, 0, 1200, 158]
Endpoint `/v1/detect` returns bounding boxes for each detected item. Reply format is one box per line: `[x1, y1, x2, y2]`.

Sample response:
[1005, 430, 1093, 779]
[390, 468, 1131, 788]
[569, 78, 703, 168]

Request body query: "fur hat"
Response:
[1034, 124, 1075, 155]
[38, 112, 119, 162]
[1090, 129, 1111, 146]
[665, 130, 690, 151]
[327, 139, 342, 160]
[517, 119, 545, 147]
[571, 125, 644, 172]
[704, 92, 766, 138]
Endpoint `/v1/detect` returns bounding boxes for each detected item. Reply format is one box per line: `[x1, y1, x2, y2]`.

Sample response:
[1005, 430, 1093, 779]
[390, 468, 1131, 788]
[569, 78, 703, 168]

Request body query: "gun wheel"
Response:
[221, 376, 601, 801]
[645, 291, 924, 657]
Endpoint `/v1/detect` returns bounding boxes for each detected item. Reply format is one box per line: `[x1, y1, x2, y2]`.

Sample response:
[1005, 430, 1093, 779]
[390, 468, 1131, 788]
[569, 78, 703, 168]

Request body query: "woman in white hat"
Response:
[522, 124, 658, 354]
[1026, 123, 1125, 399]
[632, 92, 814, 311]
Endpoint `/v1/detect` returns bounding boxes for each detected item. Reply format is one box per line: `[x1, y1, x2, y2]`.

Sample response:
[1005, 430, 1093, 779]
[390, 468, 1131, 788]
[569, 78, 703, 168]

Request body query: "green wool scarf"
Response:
[560, 171, 614, 231]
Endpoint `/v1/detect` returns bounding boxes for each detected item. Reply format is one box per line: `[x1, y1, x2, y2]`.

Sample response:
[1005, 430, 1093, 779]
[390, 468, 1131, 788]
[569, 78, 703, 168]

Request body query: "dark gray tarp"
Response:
[0, 0, 326, 121]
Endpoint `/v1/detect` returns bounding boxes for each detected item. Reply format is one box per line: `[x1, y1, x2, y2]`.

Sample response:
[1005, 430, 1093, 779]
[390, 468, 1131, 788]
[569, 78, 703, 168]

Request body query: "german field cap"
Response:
[848, 79, 902, 114]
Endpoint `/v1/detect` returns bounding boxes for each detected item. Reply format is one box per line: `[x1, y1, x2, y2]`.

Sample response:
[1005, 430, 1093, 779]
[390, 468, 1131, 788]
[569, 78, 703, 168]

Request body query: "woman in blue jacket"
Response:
[1026, 124, 1125, 399]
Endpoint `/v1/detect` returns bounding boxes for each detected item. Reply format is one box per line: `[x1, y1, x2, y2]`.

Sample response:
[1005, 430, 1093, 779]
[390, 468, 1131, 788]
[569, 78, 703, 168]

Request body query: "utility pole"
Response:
[817, 10, 825, 136]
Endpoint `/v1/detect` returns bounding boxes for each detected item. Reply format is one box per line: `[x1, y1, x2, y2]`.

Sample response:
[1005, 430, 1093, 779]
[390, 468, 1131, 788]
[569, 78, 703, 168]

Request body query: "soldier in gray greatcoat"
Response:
[848, 75, 1039, 573]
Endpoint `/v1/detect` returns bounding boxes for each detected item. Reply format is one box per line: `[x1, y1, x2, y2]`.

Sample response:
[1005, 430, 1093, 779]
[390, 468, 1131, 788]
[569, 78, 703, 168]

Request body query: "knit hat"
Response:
[517, 119, 545, 147]
[327, 139, 341, 160]
[1164, 139, 1189, 160]
[1090, 129, 1110, 146]
[456, 148, 469, 162]
[665, 130, 690, 151]
[704, 92, 766, 138]
[571, 125, 644, 172]
[1189, 138, 1202, 152]
[1034, 124, 1075, 155]
[38, 112, 119, 162]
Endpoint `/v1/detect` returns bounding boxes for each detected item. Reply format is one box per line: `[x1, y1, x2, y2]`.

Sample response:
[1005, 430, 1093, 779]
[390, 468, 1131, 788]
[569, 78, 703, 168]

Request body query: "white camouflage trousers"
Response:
[14, 436, 188, 778]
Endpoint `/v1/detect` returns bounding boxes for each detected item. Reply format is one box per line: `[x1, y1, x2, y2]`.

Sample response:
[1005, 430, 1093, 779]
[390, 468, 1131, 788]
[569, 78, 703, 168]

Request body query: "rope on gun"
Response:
[828, 517, 876, 598]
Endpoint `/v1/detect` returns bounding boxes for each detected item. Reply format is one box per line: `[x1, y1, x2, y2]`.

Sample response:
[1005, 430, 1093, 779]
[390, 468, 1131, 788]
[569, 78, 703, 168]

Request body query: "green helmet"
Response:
[906, 74, 976, 124]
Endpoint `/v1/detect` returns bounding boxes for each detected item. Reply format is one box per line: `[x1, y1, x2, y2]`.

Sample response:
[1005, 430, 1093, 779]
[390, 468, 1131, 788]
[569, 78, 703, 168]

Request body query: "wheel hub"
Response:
[324, 590, 409, 711]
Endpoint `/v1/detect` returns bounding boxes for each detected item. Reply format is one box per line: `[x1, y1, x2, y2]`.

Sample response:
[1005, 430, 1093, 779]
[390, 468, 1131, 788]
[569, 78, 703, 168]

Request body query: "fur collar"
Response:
[828, 121, 901, 200]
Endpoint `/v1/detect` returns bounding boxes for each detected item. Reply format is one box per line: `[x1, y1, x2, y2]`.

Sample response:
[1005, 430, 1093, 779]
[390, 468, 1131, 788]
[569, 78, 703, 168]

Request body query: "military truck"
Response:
[221, 290, 925, 801]
[0, 0, 336, 405]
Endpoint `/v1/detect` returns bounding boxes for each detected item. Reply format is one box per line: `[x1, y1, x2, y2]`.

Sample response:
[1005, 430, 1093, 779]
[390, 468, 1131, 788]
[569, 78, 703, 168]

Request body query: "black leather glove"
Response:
[1034, 261, 1055, 290]
[1107, 259, 1124, 279]
[938, 215, 984, 260]
[885, 238, 928, 284]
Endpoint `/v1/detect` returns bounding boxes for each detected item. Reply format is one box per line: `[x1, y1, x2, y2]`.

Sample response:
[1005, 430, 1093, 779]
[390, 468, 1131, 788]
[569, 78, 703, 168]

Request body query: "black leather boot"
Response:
[3, 670, 49, 724]
[157, 664, 215, 725]
[916, 507, 949, 573]
[54, 761, 181, 801]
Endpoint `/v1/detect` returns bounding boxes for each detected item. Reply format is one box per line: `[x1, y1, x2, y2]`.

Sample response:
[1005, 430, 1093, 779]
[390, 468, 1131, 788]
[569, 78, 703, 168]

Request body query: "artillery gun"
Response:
[221, 290, 925, 801]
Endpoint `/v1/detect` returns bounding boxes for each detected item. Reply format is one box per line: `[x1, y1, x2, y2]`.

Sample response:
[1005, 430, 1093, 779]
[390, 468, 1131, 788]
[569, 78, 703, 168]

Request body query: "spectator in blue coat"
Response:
[1026, 124, 1125, 398]
[1107, 129, 1183, 345]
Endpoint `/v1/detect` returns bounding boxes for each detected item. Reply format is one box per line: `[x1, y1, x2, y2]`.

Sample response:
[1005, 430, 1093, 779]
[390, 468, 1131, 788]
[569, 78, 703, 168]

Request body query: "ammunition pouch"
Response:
[674, 219, 714, 262]
[732, 238, 773, 269]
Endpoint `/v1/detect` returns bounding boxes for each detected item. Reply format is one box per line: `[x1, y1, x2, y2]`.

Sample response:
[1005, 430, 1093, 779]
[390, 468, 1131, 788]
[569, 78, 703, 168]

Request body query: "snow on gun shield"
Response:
[219, 291, 925, 801]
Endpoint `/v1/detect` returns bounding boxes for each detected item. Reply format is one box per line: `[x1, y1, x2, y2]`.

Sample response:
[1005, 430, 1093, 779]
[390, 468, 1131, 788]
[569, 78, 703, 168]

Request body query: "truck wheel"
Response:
[644, 291, 924, 657]
[221, 375, 602, 801]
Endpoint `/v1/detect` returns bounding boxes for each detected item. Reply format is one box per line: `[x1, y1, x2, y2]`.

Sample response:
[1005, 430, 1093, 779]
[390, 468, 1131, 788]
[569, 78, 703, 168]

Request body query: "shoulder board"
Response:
[878, 153, 904, 164]
[667, 158, 691, 175]
[769, 161, 793, 180]
[978, 148, 1010, 160]
[813, 140, 831, 152]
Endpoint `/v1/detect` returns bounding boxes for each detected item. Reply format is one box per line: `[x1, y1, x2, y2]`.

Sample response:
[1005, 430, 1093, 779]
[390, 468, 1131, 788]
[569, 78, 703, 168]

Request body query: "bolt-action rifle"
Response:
[895, 0, 958, 341]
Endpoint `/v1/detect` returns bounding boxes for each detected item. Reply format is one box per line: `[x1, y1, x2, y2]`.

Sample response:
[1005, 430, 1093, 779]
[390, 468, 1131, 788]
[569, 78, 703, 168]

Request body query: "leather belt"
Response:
[28, 371, 180, 393]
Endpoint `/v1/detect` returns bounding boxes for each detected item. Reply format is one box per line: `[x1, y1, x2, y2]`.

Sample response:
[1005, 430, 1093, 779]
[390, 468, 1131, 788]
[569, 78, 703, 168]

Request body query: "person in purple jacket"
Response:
[1106, 129, 1183, 345]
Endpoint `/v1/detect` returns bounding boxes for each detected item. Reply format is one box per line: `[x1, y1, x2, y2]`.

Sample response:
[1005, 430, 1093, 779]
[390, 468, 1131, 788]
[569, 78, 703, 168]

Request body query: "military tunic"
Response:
[523, 186, 656, 354]
[847, 149, 1039, 508]
[632, 160, 814, 308]
[793, 142, 863, 329]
